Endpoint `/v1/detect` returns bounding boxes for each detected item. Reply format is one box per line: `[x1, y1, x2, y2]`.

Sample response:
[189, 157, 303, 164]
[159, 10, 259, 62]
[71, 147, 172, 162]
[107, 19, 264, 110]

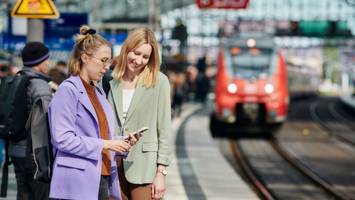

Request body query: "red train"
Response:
[210, 36, 289, 136]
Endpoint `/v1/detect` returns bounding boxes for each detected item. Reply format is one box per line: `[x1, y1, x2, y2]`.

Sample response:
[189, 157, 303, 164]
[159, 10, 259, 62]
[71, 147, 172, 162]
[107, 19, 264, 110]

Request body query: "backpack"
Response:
[0, 71, 40, 197]
[0, 71, 32, 142]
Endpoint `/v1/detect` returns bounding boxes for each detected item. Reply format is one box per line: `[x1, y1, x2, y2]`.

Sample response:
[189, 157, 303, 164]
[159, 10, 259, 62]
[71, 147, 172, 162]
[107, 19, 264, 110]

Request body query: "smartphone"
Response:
[137, 127, 149, 134]
[124, 127, 149, 141]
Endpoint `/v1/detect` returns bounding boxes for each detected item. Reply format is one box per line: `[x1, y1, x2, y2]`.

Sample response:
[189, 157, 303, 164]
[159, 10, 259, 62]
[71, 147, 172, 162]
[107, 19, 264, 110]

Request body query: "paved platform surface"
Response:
[341, 95, 355, 109]
[165, 104, 259, 200]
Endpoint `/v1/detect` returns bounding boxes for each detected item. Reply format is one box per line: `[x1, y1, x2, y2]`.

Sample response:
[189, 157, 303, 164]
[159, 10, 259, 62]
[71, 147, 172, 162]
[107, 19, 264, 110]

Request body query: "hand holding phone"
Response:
[124, 127, 149, 145]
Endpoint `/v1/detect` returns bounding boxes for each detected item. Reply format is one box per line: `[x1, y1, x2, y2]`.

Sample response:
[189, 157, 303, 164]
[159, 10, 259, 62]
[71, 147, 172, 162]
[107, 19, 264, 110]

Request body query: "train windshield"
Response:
[225, 47, 274, 79]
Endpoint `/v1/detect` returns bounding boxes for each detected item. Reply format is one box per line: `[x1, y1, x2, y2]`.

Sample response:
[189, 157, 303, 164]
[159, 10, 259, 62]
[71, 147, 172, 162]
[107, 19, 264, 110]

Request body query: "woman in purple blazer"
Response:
[48, 26, 133, 200]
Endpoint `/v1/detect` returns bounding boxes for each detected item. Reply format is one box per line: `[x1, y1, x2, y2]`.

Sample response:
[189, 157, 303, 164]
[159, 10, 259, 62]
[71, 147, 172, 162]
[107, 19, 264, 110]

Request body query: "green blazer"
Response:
[108, 72, 172, 184]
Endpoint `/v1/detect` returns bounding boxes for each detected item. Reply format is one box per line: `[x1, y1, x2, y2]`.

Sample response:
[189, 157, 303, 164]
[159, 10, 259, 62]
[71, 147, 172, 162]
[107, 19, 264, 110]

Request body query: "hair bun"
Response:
[79, 25, 96, 35]
[86, 29, 96, 35]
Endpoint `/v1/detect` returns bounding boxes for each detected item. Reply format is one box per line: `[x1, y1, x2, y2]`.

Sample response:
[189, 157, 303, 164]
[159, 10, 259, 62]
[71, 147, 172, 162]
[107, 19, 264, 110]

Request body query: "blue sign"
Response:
[44, 13, 88, 37]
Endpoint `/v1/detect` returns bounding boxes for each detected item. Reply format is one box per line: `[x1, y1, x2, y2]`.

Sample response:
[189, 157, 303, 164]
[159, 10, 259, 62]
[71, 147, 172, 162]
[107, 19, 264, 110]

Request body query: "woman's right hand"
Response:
[103, 140, 131, 154]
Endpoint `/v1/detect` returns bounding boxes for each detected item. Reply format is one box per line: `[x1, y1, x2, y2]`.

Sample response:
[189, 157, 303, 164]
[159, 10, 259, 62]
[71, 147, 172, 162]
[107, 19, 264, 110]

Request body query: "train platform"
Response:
[166, 103, 259, 200]
[0, 104, 259, 200]
[340, 94, 355, 110]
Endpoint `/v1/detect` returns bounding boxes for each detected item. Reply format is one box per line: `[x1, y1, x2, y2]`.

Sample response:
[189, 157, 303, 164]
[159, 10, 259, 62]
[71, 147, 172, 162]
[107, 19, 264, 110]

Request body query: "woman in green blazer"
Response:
[108, 28, 171, 200]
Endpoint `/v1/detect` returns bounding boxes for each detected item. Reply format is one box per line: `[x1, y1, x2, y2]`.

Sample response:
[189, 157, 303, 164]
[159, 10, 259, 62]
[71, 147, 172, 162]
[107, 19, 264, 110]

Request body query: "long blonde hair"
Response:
[68, 25, 111, 75]
[112, 28, 160, 88]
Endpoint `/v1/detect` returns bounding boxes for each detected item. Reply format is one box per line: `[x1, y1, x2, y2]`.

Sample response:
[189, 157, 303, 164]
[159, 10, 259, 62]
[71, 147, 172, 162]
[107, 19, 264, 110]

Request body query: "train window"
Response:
[225, 47, 274, 79]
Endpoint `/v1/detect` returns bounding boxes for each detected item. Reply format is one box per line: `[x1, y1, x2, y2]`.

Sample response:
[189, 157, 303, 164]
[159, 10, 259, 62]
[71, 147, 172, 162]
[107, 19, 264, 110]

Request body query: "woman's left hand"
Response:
[151, 172, 166, 200]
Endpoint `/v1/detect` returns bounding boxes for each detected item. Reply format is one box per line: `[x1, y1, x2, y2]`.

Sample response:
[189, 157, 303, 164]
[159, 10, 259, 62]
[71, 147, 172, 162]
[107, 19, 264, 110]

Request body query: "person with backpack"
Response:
[7, 42, 54, 200]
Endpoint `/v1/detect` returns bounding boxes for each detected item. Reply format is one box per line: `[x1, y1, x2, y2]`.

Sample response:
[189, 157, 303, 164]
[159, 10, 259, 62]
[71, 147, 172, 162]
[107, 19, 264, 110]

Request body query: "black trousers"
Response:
[12, 157, 50, 200]
[98, 175, 110, 200]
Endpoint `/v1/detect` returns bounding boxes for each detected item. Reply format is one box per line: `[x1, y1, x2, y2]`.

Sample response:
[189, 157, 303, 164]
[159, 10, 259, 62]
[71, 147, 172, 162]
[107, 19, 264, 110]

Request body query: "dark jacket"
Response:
[9, 67, 53, 182]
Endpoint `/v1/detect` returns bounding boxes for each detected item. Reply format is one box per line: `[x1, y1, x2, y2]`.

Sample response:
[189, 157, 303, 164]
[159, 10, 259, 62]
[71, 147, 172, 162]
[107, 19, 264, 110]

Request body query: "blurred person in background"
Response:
[196, 54, 207, 73]
[195, 55, 211, 103]
[9, 41, 53, 200]
[48, 26, 137, 200]
[172, 18, 188, 56]
[109, 27, 171, 200]
[168, 71, 185, 117]
[185, 66, 198, 101]
[48, 60, 68, 85]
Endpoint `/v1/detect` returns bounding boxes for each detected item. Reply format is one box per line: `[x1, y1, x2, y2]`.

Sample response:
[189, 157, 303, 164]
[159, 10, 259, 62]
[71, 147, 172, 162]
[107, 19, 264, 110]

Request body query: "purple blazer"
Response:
[48, 76, 121, 200]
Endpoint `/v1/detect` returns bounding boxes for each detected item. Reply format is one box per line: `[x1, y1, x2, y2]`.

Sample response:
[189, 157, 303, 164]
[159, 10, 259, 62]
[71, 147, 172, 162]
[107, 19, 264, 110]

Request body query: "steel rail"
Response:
[271, 138, 352, 200]
[229, 141, 276, 200]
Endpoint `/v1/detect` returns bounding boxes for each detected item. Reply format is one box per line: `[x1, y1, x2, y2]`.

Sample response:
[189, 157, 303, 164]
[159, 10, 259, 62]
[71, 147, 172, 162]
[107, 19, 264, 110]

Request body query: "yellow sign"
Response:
[11, 0, 59, 19]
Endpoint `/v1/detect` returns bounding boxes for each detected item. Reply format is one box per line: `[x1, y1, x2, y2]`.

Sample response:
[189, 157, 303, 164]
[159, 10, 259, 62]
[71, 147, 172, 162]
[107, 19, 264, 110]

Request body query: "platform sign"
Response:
[44, 13, 88, 37]
[11, 0, 59, 19]
[196, 0, 249, 9]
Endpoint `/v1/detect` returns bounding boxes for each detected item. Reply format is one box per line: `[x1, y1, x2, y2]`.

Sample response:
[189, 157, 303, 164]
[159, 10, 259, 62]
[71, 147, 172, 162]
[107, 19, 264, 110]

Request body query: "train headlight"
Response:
[247, 38, 256, 48]
[227, 83, 238, 94]
[264, 83, 274, 94]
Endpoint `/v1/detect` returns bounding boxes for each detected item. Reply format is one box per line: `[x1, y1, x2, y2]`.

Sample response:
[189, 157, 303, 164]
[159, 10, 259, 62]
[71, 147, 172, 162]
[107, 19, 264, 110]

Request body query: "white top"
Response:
[122, 89, 135, 124]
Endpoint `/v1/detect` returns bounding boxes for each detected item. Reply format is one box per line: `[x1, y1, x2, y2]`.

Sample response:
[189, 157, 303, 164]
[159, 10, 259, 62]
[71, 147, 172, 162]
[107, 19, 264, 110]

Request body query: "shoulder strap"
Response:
[18, 70, 50, 83]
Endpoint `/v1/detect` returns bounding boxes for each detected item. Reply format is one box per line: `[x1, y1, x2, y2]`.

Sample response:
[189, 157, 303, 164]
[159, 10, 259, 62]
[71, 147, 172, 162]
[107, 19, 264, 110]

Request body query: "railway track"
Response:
[270, 139, 352, 200]
[230, 138, 347, 200]
[227, 97, 355, 200]
[310, 99, 355, 146]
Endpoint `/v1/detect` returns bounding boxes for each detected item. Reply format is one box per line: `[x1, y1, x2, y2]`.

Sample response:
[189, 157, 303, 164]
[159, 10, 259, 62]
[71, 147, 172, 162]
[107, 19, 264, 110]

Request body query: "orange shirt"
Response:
[81, 78, 111, 176]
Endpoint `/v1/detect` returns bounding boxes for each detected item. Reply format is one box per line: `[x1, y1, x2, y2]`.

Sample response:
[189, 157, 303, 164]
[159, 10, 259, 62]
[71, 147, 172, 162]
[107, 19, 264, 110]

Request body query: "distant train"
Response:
[210, 35, 320, 136]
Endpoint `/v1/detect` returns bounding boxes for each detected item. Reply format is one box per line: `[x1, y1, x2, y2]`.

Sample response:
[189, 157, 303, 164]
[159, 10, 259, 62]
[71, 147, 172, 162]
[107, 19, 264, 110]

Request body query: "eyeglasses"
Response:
[92, 56, 113, 67]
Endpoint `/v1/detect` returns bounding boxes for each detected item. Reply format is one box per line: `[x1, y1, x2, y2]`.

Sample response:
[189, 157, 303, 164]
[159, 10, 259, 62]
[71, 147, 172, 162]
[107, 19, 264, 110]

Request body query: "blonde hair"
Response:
[112, 27, 160, 88]
[68, 25, 111, 75]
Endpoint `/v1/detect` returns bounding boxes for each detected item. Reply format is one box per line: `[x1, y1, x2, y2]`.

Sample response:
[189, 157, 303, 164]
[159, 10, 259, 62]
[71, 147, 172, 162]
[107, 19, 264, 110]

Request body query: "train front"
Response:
[211, 36, 289, 136]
